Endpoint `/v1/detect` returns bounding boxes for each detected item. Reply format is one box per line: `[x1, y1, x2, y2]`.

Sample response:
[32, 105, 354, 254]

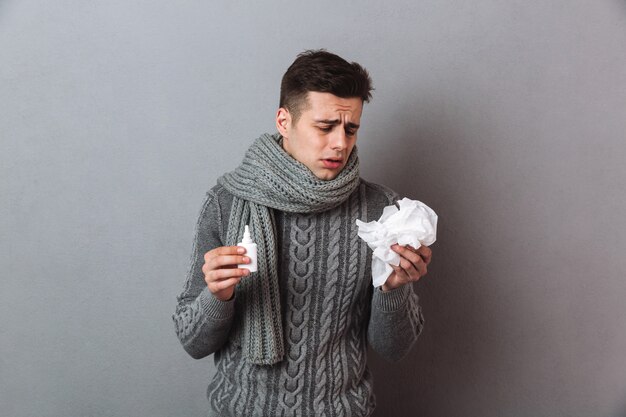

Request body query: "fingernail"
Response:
[237, 247, 245, 254]
[242, 256, 250, 263]
[242, 269, 250, 276]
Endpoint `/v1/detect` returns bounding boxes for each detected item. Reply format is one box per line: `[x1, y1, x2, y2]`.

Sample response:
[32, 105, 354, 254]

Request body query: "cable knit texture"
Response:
[173, 154, 425, 417]
[216, 132, 360, 365]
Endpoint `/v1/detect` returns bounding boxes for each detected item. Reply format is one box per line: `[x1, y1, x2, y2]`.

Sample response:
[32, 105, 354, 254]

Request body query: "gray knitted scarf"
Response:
[217, 132, 360, 365]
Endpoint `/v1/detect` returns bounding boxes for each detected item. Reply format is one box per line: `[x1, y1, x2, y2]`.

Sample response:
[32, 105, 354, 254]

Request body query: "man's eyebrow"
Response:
[313, 119, 360, 128]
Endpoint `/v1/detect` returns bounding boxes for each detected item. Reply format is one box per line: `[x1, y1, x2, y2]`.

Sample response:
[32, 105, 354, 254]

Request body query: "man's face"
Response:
[276, 91, 363, 181]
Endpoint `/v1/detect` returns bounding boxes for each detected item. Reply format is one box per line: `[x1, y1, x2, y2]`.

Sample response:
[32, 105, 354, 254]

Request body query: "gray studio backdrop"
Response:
[2, 1, 625, 416]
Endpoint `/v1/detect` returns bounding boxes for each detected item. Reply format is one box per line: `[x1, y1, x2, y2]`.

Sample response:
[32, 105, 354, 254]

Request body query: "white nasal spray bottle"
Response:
[237, 225, 257, 273]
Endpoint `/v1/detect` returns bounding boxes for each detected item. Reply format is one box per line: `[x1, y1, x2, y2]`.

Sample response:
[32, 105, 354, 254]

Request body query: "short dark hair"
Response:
[279, 49, 373, 122]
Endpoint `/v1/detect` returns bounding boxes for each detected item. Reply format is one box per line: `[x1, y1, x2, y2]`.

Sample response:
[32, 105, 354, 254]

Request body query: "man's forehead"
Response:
[306, 91, 362, 104]
[304, 92, 363, 116]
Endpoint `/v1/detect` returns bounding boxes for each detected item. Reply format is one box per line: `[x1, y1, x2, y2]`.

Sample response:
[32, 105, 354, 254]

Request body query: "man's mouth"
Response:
[321, 158, 343, 169]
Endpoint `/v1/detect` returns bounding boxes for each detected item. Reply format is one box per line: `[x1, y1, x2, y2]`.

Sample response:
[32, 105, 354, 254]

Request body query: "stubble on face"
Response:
[278, 92, 363, 181]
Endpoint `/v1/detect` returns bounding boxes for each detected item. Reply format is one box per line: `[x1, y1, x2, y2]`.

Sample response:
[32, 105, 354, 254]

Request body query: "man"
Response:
[173, 49, 432, 417]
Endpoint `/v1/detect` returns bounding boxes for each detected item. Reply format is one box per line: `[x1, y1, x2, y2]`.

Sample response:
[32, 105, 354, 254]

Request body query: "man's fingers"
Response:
[393, 243, 428, 281]
[205, 254, 250, 270]
[208, 277, 242, 293]
[417, 245, 432, 264]
[393, 244, 422, 266]
[398, 256, 426, 281]
[391, 264, 409, 282]
[205, 267, 250, 283]
[204, 246, 246, 262]
[414, 260, 427, 278]
[394, 244, 432, 267]
[201, 246, 252, 298]
[383, 241, 434, 291]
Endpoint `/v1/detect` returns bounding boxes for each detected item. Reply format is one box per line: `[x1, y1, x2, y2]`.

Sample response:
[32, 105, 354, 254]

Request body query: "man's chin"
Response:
[313, 169, 340, 181]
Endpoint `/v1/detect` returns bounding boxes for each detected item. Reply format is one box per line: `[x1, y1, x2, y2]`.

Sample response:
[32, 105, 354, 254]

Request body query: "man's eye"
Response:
[319, 126, 333, 132]
[346, 130, 356, 136]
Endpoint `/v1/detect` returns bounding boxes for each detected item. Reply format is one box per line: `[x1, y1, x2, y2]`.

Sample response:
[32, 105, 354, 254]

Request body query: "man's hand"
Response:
[381, 244, 433, 292]
[202, 246, 251, 301]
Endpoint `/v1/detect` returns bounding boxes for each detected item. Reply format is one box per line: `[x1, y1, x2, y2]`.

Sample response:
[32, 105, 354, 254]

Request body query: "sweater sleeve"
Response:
[363, 182, 425, 362]
[172, 189, 236, 359]
[367, 283, 425, 362]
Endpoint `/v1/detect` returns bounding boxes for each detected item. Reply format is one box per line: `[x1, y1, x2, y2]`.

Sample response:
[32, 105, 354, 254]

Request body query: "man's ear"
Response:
[276, 107, 291, 138]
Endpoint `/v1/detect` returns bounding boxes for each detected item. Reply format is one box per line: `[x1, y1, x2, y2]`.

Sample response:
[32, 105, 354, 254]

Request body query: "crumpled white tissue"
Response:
[355, 198, 438, 288]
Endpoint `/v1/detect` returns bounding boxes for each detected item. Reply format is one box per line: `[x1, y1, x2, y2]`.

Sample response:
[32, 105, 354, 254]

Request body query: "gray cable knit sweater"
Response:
[172, 178, 424, 417]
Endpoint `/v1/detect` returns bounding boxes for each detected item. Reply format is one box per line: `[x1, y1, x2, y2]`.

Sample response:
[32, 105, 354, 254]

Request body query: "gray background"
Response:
[1, 0, 625, 416]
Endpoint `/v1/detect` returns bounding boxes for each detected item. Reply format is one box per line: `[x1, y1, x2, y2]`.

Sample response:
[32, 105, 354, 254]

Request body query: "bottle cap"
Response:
[242, 225, 253, 244]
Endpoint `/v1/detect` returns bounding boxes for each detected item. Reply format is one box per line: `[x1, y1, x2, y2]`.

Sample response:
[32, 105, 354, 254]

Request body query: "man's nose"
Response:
[330, 129, 348, 151]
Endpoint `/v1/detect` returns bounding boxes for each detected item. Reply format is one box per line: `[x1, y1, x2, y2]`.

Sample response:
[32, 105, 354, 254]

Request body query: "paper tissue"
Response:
[356, 198, 438, 287]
